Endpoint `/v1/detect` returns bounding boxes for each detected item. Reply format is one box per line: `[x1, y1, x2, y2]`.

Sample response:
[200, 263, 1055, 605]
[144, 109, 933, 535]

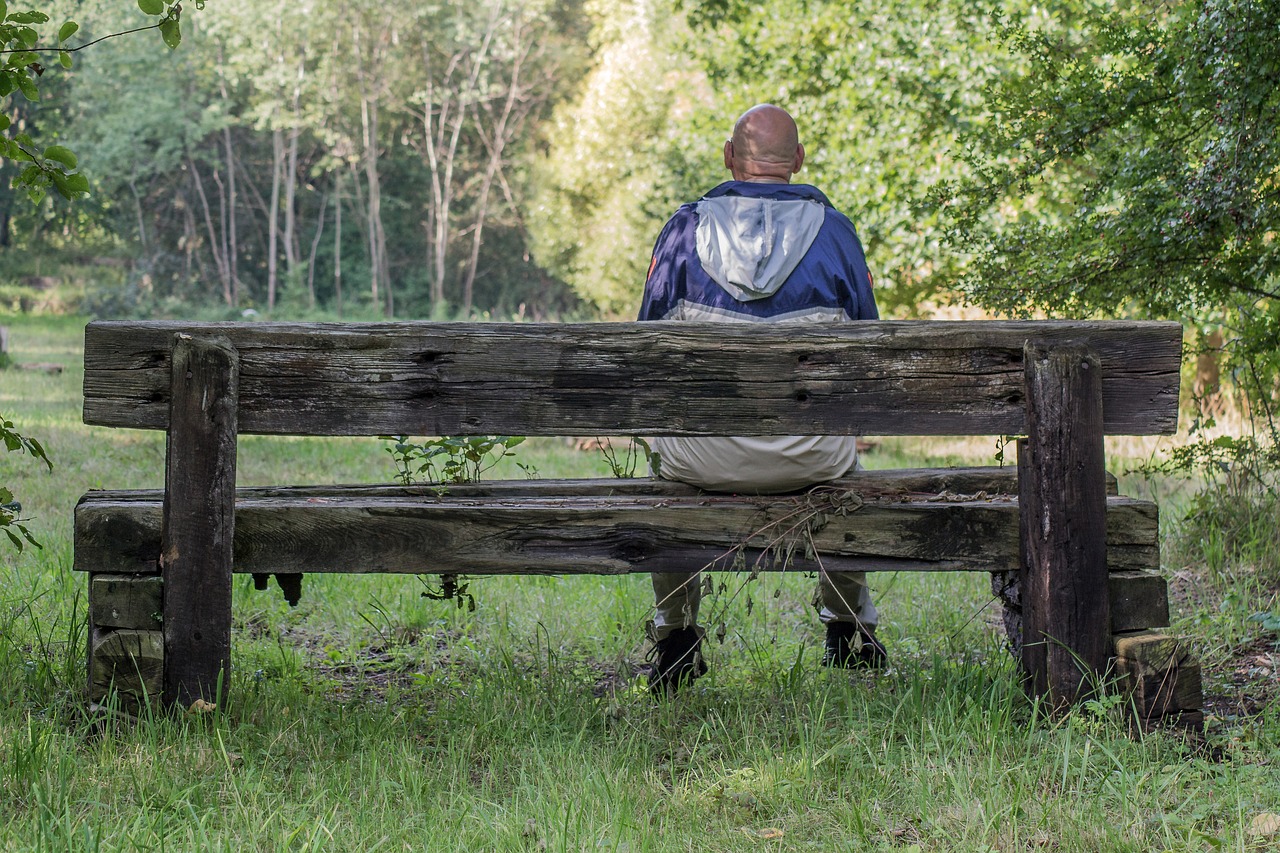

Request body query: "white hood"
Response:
[694, 194, 826, 301]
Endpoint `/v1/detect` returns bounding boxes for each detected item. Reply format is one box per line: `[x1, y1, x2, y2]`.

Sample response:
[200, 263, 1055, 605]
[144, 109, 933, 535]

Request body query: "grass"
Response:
[2, 312, 1279, 851]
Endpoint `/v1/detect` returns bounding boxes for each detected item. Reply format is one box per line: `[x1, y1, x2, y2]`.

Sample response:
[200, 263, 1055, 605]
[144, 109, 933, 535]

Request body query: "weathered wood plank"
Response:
[1113, 630, 1192, 674]
[89, 628, 163, 714]
[82, 320, 1182, 436]
[90, 574, 163, 630]
[74, 467, 1119, 503]
[75, 488, 1159, 577]
[1107, 570, 1170, 631]
[1019, 342, 1110, 706]
[1119, 660, 1203, 718]
[161, 335, 238, 709]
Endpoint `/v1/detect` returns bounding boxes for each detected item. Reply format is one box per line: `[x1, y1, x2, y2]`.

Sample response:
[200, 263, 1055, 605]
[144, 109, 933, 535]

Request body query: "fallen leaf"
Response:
[1249, 813, 1280, 837]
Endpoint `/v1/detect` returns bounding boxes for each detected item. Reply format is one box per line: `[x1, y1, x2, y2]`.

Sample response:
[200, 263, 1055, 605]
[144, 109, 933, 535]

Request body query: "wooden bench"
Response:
[75, 319, 1201, 730]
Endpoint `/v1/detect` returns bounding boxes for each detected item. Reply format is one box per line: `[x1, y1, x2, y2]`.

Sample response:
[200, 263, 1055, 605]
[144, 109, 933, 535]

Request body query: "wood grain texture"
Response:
[89, 628, 163, 713]
[90, 574, 163, 630]
[1107, 570, 1170, 631]
[1113, 630, 1191, 674]
[161, 335, 238, 708]
[1118, 660, 1203, 718]
[996, 569, 1170, 654]
[82, 320, 1182, 436]
[1019, 343, 1110, 706]
[75, 482, 1159, 578]
[73, 467, 1118, 503]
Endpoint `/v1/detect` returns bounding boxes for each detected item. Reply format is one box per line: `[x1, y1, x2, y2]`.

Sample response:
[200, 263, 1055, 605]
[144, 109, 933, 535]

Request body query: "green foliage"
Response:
[529, 0, 712, 316]
[1170, 470, 1280, 587]
[597, 436, 656, 478]
[383, 434, 527, 489]
[1247, 611, 1280, 637]
[0, 0, 187, 204]
[4, 0, 587, 321]
[929, 0, 1280, 460]
[933, 0, 1280, 314]
[1, 410, 51, 551]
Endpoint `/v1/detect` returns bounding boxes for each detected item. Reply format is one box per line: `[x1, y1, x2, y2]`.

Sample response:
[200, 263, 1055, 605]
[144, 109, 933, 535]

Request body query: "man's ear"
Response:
[723, 140, 735, 172]
[792, 142, 805, 175]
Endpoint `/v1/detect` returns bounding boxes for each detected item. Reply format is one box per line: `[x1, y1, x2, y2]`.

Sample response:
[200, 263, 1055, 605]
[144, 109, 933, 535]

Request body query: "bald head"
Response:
[723, 104, 804, 183]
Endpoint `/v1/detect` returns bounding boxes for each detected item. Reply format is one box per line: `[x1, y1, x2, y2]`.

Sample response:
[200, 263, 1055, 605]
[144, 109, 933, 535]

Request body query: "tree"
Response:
[0, 0, 192, 552]
[530, 0, 712, 316]
[929, 0, 1280, 442]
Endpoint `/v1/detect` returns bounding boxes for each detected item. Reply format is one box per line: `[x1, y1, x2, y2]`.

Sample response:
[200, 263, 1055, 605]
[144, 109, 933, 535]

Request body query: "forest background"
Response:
[0, 0, 1254, 335]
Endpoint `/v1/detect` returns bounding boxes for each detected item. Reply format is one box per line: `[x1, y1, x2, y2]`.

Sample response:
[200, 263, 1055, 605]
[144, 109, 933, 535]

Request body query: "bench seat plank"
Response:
[83, 321, 1182, 437]
[75, 466, 1119, 502]
[76, 475, 1158, 578]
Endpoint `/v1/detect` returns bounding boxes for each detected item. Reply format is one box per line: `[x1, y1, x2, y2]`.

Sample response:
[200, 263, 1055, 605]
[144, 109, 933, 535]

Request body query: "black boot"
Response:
[822, 622, 888, 670]
[647, 627, 708, 697]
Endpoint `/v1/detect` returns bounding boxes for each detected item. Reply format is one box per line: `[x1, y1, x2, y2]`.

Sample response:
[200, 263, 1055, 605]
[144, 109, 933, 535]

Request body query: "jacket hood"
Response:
[694, 183, 828, 301]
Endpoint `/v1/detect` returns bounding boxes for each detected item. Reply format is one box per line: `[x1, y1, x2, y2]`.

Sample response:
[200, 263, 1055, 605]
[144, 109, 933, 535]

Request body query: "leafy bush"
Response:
[1, 413, 52, 551]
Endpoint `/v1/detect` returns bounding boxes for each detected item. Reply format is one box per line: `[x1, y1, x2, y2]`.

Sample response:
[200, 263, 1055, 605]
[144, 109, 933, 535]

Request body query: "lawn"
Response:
[2, 313, 1278, 852]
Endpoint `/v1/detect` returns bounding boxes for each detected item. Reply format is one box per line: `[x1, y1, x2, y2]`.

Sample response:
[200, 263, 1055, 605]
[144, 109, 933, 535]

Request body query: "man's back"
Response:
[639, 181, 877, 493]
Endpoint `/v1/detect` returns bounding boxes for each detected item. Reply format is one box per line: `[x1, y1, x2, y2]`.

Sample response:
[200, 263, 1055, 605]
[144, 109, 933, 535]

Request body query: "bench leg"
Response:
[161, 334, 239, 710]
[1019, 341, 1109, 707]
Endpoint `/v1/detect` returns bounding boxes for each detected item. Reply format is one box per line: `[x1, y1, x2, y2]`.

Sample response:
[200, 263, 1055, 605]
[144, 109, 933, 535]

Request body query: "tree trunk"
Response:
[284, 127, 300, 277]
[360, 93, 386, 311]
[189, 156, 232, 306]
[128, 177, 149, 256]
[283, 58, 303, 279]
[306, 190, 327, 311]
[268, 128, 283, 311]
[419, 23, 495, 315]
[333, 172, 343, 318]
[222, 126, 241, 307]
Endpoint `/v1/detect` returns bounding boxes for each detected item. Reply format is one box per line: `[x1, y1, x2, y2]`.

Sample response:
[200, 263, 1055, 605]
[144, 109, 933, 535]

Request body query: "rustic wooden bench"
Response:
[76, 319, 1201, 729]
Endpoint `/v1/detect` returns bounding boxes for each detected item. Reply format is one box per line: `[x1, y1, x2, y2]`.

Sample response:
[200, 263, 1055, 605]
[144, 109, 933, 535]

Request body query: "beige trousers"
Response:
[648, 435, 877, 641]
[651, 568, 878, 641]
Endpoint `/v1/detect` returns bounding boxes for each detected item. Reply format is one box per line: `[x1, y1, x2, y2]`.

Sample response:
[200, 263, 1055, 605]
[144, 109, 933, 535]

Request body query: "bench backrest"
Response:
[83, 320, 1181, 437]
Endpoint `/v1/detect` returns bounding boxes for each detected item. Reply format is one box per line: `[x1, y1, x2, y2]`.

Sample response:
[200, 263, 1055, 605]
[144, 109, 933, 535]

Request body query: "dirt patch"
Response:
[1201, 632, 1280, 722]
[1168, 568, 1280, 729]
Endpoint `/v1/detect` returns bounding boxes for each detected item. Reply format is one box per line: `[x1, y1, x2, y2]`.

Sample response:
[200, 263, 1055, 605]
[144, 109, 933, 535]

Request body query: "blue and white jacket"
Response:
[637, 181, 878, 494]
[638, 181, 878, 324]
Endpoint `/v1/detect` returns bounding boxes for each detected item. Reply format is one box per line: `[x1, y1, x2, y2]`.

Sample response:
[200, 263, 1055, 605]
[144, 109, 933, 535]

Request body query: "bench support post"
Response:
[161, 334, 239, 709]
[1018, 341, 1110, 707]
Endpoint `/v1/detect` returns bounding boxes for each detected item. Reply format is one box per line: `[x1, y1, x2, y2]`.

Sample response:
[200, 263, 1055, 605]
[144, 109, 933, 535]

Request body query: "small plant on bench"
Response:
[383, 434, 527, 490]
[597, 436, 658, 479]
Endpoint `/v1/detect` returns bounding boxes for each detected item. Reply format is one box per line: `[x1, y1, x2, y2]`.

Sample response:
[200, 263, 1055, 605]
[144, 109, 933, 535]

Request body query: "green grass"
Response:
[2, 313, 1278, 852]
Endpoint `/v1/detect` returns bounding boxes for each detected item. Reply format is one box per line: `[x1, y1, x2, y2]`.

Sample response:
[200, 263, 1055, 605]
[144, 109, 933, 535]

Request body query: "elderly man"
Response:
[639, 104, 886, 695]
